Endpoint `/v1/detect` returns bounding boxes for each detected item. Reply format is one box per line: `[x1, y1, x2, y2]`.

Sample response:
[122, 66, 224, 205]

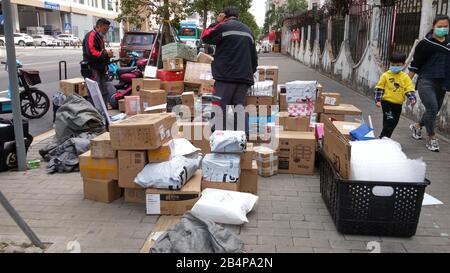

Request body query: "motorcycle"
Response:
[1, 60, 50, 119]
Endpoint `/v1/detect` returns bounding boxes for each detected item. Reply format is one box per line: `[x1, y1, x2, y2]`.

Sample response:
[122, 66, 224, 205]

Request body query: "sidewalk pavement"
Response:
[0, 53, 449, 253]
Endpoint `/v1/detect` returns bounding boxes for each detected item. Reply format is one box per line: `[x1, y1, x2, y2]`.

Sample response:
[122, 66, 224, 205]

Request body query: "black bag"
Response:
[80, 60, 92, 79]
[0, 119, 33, 171]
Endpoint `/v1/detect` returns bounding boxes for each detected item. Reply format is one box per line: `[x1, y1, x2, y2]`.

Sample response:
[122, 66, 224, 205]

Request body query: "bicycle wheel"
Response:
[20, 89, 50, 119]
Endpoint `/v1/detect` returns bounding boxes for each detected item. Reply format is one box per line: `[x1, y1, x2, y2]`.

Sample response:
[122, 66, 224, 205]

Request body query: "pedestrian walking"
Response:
[408, 14, 450, 152]
[375, 52, 416, 139]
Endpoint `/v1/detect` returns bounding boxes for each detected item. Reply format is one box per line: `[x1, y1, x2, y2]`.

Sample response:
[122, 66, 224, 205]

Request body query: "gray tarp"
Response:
[39, 94, 106, 173]
[150, 211, 244, 253]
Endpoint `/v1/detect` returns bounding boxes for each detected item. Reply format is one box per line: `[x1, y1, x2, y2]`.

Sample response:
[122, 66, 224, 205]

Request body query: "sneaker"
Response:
[426, 139, 440, 152]
[409, 123, 422, 140]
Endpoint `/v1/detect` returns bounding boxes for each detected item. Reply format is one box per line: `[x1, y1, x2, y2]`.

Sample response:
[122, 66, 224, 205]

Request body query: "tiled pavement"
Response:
[0, 53, 449, 253]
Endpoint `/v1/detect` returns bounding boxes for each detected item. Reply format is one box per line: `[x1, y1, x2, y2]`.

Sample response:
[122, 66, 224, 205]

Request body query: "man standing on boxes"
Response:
[201, 6, 258, 135]
[82, 18, 114, 106]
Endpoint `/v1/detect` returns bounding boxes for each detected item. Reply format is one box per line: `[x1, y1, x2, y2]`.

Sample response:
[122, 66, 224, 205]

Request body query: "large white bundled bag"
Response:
[191, 189, 259, 225]
[210, 130, 246, 153]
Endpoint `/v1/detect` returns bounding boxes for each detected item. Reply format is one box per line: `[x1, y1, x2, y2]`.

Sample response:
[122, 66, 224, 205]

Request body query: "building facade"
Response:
[1, 0, 123, 43]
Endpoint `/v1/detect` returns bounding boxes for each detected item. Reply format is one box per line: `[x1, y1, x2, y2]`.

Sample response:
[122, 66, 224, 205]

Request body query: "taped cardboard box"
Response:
[163, 58, 184, 71]
[277, 131, 316, 175]
[181, 91, 196, 109]
[79, 151, 118, 180]
[257, 66, 279, 102]
[132, 78, 161, 95]
[83, 178, 122, 203]
[323, 104, 362, 116]
[241, 143, 254, 170]
[255, 147, 278, 177]
[184, 62, 214, 86]
[146, 170, 202, 215]
[90, 132, 116, 159]
[139, 89, 167, 113]
[240, 161, 258, 194]
[197, 52, 214, 64]
[118, 150, 148, 189]
[161, 81, 185, 95]
[60, 78, 88, 97]
[322, 117, 351, 179]
[201, 180, 240, 192]
[277, 112, 310, 131]
[124, 188, 146, 204]
[125, 96, 140, 116]
[110, 113, 176, 150]
[246, 96, 274, 106]
[147, 142, 172, 163]
[162, 42, 198, 62]
[279, 93, 287, 111]
[319, 113, 345, 123]
[315, 92, 342, 113]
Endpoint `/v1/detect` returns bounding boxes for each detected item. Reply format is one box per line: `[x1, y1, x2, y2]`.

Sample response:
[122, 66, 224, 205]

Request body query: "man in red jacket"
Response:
[82, 18, 113, 105]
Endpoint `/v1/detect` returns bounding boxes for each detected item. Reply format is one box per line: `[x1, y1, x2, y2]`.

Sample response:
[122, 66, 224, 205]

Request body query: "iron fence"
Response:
[378, 3, 396, 68]
[331, 15, 345, 58]
[319, 17, 328, 54]
[310, 23, 316, 50]
[435, 0, 449, 15]
[348, 1, 372, 64]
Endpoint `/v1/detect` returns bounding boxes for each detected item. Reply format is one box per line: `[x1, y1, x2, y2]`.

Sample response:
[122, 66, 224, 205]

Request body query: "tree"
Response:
[286, 0, 308, 14]
[183, 0, 214, 29]
[240, 11, 260, 39]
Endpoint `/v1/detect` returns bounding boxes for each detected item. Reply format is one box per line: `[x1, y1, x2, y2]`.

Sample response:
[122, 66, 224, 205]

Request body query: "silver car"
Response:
[57, 34, 81, 46]
[32, 35, 60, 47]
[0, 35, 5, 46]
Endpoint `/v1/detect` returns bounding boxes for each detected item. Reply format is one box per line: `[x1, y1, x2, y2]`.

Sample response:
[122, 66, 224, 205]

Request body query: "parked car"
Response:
[119, 31, 157, 66]
[13, 33, 34, 46]
[0, 35, 5, 46]
[32, 35, 60, 47]
[57, 34, 81, 46]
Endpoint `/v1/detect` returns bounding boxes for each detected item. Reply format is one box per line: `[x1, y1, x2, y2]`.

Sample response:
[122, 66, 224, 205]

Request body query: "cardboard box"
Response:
[197, 52, 214, 64]
[163, 58, 184, 71]
[124, 188, 146, 204]
[241, 143, 254, 170]
[277, 131, 316, 175]
[279, 93, 287, 111]
[90, 132, 116, 159]
[201, 180, 240, 192]
[240, 161, 257, 194]
[110, 113, 176, 150]
[146, 170, 202, 215]
[118, 150, 148, 189]
[181, 91, 195, 107]
[161, 81, 185, 95]
[60, 78, 87, 97]
[323, 118, 351, 179]
[192, 138, 211, 154]
[139, 89, 166, 112]
[277, 112, 310, 131]
[246, 96, 274, 106]
[184, 62, 214, 86]
[315, 92, 342, 113]
[79, 151, 118, 180]
[118, 99, 125, 113]
[132, 78, 161, 95]
[332, 121, 361, 140]
[319, 113, 345, 123]
[323, 104, 362, 116]
[255, 147, 278, 177]
[257, 66, 279, 102]
[83, 178, 122, 203]
[125, 96, 140, 116]
[178, 121, 211, 143]
[147, 142, 172, 163]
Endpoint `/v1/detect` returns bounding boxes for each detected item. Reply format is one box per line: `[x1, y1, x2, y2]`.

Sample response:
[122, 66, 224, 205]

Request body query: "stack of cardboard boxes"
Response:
[314, 91, 362, 123]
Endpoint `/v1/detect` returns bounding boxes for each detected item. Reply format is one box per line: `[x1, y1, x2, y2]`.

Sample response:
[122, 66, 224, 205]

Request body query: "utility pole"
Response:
[1, 0, 27, 171]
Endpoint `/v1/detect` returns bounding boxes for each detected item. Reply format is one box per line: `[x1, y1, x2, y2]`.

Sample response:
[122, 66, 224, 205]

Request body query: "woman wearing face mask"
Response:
[408, 15, 450, 152]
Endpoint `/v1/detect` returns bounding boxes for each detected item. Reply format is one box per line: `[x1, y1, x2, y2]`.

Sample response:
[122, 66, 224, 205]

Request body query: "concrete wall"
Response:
[281, 2, 450, 137]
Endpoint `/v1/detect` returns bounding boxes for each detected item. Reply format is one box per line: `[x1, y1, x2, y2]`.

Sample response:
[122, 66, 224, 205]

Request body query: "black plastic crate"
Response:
[319, 151, 430, 237]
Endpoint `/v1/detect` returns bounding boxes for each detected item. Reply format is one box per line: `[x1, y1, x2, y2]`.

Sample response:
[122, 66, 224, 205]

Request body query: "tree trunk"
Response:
[203, 8, 208, 29]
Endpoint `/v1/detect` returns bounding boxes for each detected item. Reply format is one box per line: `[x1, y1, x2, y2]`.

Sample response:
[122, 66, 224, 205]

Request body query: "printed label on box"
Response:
[144, 66, 158, 78]
[146, 194, 161, 214]
[159, 125, 166, 139]
[324, 96, 337, 105]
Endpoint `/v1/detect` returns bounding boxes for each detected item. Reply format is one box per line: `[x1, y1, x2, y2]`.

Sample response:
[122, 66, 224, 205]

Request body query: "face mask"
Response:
[434, 27, 449, 38]
[389, 66, 403, 74]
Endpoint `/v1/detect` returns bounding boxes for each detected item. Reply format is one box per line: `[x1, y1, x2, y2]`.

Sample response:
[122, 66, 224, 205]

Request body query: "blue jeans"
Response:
[417, 78, 447, 136]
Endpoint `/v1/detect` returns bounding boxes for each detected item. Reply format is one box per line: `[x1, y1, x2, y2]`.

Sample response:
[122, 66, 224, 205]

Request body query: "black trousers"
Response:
[380, 100, 403, 138]
[212, 81, 249, 135]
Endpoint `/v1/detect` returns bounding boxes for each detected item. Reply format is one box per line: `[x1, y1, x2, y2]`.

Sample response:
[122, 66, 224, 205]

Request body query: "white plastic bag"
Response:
[202, 153, 241, 182]
[210, 130, 246, 153]
[191, 188, 259, 225]
[286, 80, 317, 103]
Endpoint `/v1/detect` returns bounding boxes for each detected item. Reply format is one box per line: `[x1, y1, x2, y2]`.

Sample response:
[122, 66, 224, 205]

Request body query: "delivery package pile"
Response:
[76, 57, 429, 238]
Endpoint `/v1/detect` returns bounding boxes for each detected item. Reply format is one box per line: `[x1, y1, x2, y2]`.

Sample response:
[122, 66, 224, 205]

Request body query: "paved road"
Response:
[0, 46, 118, 136]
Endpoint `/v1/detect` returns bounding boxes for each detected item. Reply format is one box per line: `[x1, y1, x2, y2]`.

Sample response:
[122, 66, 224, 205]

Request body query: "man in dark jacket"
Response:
[201, 6, 258, 133]
[82, 18, 113, 105]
